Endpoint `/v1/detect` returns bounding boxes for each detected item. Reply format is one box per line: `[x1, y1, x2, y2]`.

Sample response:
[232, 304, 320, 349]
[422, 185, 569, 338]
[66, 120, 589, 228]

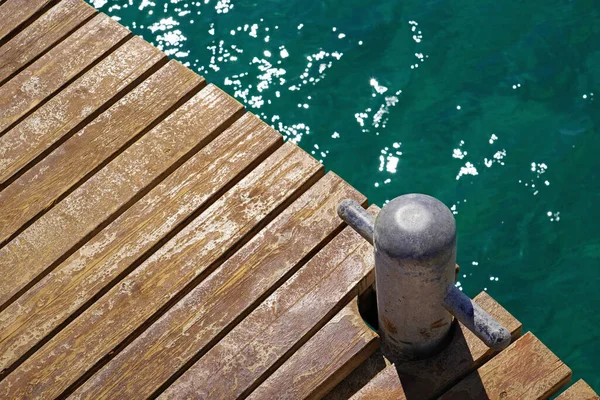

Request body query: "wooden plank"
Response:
[0, 0, 56, 43]
[0, 37, 168, 241]
[557, 379, 599, 400]
[0, 60, 200, 247]
[0, 13, 130, 134]
[0, 84, 243, 310]
[159, 207, 379, 400]
[438, 332, 572, 400]
[0, 0, 97, 85]
[348, 291, 523, 400]
[349, 362, 407, 400]
[0, 34, 165, 189]
[72, 172, 365, 400]
[0, 142, 322, 399]
[0, 112, 278, 375]
[247, 299, 380, 400]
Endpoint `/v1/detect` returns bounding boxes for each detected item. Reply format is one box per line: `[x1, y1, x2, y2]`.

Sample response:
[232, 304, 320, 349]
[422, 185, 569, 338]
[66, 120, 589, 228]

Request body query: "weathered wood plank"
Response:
[72, 172, 364, 400]
[0, 35, 165, 189]
[0, 84, 243, 310]
[247, 299, 380, 400]
[0, 112, 277, 375]
[0, 37, 168, 241]
[0, 59, 198, 246]
[0, 142, 322, 399]
[0, 0, 57, 43]
[159, 207, 379, 400]
[0, 13, 130, 134]
[0, 0, 97, 85]
[557, 379, 599, 400]
[350, 363, 405, 400]
[438, 332, 572, 400]
[347, 291, 523, 400]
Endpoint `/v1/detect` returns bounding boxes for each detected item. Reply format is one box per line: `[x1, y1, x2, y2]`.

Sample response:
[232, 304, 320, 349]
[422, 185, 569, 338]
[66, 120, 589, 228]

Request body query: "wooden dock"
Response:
[0, 1, 597, 399]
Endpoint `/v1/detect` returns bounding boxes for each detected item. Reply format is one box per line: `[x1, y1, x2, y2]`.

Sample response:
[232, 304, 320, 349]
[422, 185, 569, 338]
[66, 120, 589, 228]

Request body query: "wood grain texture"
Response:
[349, 362, 407, 400]
[0, 142, 322, 400]
[0, 59, 199, 246]
[247, 299, 380, 400]
[0, 0, 56, 43]
[0, 112, 277, 375]
[439, 332, 572, 400]
[0, 38, 167, 242]
[0, 0, 96, 85]
[0, 35, 166, 190]
[159, 207, 379, 400]
[557, 379, 599, 400]
[72, 172, 364, 400]
[0, 84, 243, 310]
[348, 291, 523, 400]
[0, 13, 130, 134]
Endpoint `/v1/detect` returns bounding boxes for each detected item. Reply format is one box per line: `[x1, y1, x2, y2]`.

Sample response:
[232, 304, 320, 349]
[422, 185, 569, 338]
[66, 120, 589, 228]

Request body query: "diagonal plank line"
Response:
[0, 1, 98, 87]
[0, 113, 281, 380]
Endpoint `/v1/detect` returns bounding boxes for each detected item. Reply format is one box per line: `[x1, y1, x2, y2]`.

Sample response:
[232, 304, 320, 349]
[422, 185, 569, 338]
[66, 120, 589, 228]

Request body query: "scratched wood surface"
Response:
[72, 172, 363, 399]
[0, 35, 166, 190]
[0, 59, 199, 244]
[247, 298, 380, 400]
[557, 379, 599, 400]
[0, 84, 243, 309]
[0, 112, 278, 376]
[439, 332, 572, 400]
[159, 210, 377, 399]
[0, 13, 130, 134]
[0, 2, 582, 399]
[0, 0, 57, 43]
[344, 292, 523, 400]
[0, 0, 96, 85]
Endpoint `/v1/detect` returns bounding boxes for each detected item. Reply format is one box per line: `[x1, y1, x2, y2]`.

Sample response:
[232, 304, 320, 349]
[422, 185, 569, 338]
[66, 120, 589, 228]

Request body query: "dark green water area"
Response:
[88, 0, 599, 390]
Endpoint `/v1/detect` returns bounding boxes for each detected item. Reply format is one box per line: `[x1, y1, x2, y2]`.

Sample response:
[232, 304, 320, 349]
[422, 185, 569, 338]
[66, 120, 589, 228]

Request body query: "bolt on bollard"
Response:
[338, 194, 511, 362]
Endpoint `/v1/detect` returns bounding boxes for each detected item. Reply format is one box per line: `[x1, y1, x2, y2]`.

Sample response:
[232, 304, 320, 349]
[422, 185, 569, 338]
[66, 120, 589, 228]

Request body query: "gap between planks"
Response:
[0, 13, 132, 137]
[0, 142, 324, 399]
[0, 0, 61, 47]
[0, 112, 281, 380]
[0, 37, 171, 245]
[334, 291, 522, 400]
[158, 207, 378, 400]
[0, 0, 98, 87]
[0, 84, 245, 313]
[71, 172, 366, 400]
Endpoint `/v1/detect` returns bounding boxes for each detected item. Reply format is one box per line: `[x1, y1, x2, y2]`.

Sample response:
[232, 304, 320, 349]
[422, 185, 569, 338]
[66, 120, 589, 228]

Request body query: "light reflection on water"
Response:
[90, 0, 599, 389]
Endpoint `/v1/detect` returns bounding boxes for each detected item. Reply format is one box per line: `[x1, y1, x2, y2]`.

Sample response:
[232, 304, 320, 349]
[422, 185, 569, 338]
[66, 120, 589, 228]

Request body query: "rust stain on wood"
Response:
[347, 292, 523, 400]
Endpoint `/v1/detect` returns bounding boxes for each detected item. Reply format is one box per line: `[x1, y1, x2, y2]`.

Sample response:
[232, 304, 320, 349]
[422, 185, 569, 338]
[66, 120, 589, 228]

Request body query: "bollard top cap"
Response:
[374, 194, 456, 261]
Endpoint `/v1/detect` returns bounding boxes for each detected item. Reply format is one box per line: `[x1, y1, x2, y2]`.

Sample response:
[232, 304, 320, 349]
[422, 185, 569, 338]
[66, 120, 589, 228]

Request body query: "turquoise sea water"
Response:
[88, 0, 599, 390]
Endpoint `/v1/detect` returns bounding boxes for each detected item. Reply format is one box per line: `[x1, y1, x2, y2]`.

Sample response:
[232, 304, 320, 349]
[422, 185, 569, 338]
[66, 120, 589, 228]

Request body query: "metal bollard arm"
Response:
[443, 286, 511, 350]
[337, 198, 511, 352]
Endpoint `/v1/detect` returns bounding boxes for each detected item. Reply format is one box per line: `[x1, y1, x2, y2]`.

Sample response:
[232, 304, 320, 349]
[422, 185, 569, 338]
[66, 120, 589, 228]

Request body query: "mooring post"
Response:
[338, 194, 511, 362]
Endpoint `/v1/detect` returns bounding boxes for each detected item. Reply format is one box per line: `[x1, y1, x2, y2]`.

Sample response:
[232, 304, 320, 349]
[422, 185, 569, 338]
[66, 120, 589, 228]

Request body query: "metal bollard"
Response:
[338, 194, 511, 361]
